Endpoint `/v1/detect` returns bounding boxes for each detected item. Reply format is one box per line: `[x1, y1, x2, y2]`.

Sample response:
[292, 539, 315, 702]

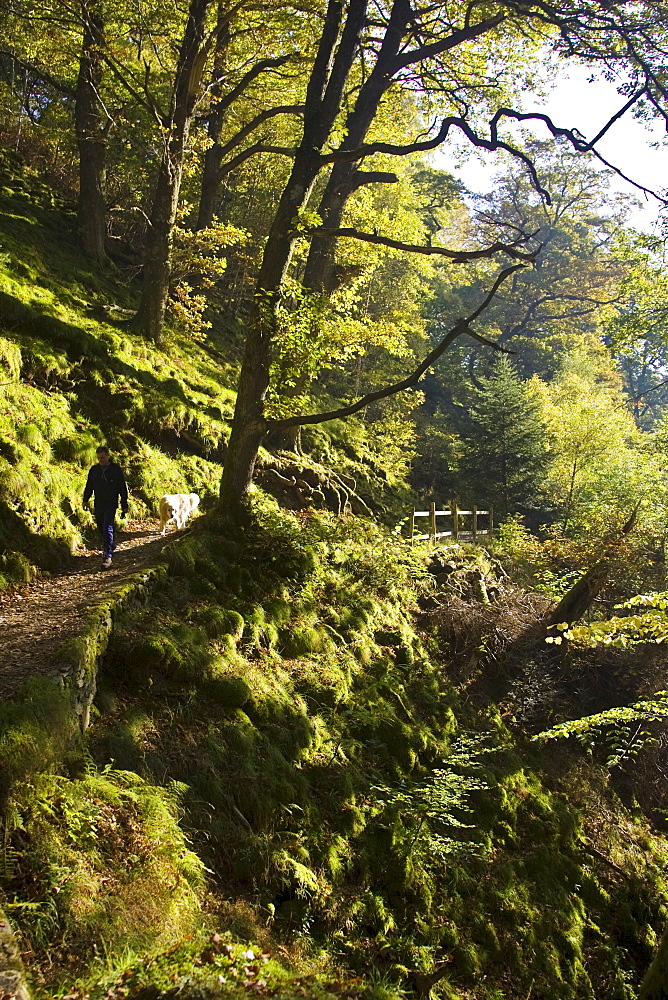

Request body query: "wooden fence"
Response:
[409, 501, 493, 545]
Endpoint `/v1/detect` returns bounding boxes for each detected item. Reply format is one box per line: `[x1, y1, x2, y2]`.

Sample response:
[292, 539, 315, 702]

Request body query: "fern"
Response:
[0, 846, 18, 882]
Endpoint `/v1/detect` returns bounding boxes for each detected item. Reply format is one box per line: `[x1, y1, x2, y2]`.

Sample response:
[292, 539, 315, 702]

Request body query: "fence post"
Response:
[451, 500, 458, 542]
[409, 508, 415, 545]
[429, 502, 436, 546]
[488, 505, 494, 538]
[472, 504, 478, 542]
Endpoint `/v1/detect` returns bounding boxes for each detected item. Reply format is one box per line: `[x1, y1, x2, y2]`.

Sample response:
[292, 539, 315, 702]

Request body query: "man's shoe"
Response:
[102, 557, 112, 569]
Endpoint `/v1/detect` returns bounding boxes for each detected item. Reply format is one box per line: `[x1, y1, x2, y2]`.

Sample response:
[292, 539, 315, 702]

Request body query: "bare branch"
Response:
[320, 114, 549, 199]
[389, 11, 505, 72]
[213, 54, 294, 116]
[464, 329, 516, 353]
[624, 376, 668, 407]
[333, 169, 399, 194]
[142, 58, 169, 127]
[268, 264, 527, 429]
[217, 142, 296, 179]
[588, 146, 667, 204]
[488, 100, 668, 205]
[307, 225, 540, 262]
[102, 52, 166, 126]
[216, 104, 304, 161]
[320, 92, 668, 207]
[586, 88, 646, 147]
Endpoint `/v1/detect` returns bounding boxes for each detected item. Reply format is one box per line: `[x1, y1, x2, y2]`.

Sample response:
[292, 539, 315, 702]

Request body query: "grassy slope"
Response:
[9, 505, 668, 1000]
[0, 149, 413, 591]
[0, 154, 667, 1000]
[0, 149, 238, 586]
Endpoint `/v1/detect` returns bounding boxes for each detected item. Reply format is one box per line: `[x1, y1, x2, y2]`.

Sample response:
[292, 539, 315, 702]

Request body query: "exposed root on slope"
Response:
[257, 461, 373, 516]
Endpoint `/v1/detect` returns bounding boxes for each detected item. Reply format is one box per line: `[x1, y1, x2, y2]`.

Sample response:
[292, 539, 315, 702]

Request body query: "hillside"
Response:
[1, 152, 421, 597]
[1, 157, 668, 1000]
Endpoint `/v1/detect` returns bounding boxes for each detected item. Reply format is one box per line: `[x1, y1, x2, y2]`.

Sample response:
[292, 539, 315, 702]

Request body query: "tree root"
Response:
[257, 462, 373, 517]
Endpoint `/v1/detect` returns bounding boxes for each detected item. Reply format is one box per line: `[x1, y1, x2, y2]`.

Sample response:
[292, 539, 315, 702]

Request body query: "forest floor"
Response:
[0, 519, 178, 698]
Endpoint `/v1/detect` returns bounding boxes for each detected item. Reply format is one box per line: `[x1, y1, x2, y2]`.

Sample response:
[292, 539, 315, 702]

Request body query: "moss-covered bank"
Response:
[2, 498, 667, 1000]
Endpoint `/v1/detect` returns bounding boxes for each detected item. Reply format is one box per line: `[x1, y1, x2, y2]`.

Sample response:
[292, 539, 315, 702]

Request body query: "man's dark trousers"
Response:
[95, 504, 117, 558]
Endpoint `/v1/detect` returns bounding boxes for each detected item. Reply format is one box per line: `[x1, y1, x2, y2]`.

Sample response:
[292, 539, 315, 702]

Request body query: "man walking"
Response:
[83, 446, 129, 569]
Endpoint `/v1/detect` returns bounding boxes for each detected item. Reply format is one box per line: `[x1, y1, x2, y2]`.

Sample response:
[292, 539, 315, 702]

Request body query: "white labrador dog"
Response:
[159, 493, 200, 535]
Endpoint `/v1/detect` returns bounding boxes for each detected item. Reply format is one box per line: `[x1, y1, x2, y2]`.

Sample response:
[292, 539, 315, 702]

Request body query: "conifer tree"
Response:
[460, 355, 547, 518]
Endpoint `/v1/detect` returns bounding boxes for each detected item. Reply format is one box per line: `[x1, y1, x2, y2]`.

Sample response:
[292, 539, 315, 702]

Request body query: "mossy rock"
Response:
[441, 923, 460, 948]
[393, 643, 415, 666]
[166, 539, 199, 576]
[133, 635, 179, 670]
[16, 424, 49, 454]
[0, 438, 19, 464]
[0, 550, 35, 586]
[352, 638, 375, 664]
[194, 556, 225, 586]
[263, 598, 292, 627]
[194, 605, 244, 640]
[175, 621, 206, 642]
[376, 718, 416, 767]
[340, 612, 374, 639]
[209, 649, 248, 673]
[280, 626, 329, 657]
[188, 576, 218, 597]
[203, 676, 252, 708]
[452, 941, 483, 976]
[170, 645, 217, 683]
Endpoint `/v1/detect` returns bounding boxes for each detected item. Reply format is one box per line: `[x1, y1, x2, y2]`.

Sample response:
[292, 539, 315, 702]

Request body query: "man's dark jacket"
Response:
[83, 460, 129, 511]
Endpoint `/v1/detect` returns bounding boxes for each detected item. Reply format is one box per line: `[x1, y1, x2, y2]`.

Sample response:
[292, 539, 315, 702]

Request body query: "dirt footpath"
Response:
[0, 520, 175, 698]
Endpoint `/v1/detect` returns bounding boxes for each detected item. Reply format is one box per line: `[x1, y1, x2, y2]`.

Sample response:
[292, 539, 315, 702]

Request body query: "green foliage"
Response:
[0, 678, 78, 795]
[3, 765, 203, 962]
[539, 590, 668, 770]
[0, 495, 665, 998]
[169, 219, 248, 338]
[534, 348, 665, 537]
[607, 231, 668, 430]
[370, 735, 495, 859]
[460, 356, 548, 517]
[52, 501, 662, 999]
[2, 56, 668, 1000]
[549, 592, 668, 650]
[0, 175, 234, 583]
[536, 689, 668, 783]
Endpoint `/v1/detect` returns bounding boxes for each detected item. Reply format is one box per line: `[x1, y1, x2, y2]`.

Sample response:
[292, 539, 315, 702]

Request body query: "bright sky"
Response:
[434, 63, 668, 231]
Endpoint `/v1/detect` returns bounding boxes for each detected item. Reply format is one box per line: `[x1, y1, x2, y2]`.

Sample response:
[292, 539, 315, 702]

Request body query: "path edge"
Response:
[53, 561, 170, 729]
[0, 562, 171, 996]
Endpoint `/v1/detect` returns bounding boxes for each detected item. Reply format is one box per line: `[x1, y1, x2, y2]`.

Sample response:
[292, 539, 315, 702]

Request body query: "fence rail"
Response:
[409, 501, 493, 545]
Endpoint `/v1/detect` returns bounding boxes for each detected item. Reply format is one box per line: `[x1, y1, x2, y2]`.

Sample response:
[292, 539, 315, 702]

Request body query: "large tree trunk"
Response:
[75, 0, 107, 263]
[219, 0, 368, 508]
[219, 150, 323, 504]
[133, 160, 182, 342]
[198, 144, 226, 231]
[135, 0, 213, 342]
